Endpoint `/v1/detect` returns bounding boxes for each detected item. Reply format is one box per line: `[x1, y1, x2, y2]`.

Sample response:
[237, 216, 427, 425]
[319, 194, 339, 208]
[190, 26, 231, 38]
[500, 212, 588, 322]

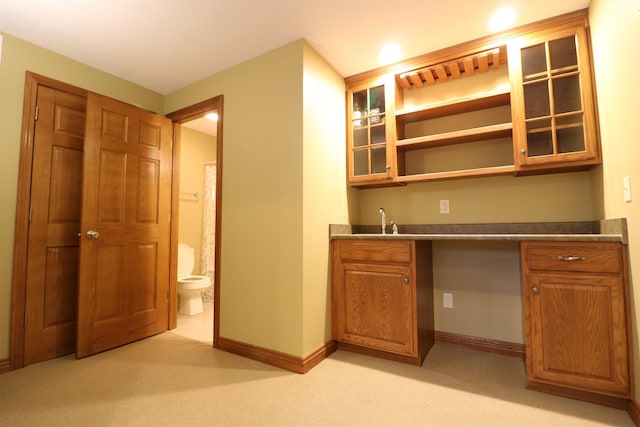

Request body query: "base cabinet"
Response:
[331, 240, 434, 365]
[521, 241, 632, 406]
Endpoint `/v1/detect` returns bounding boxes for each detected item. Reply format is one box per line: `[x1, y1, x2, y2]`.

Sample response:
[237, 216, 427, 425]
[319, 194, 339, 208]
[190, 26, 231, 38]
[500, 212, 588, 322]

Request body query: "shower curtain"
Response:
[201, 162, 216, 302]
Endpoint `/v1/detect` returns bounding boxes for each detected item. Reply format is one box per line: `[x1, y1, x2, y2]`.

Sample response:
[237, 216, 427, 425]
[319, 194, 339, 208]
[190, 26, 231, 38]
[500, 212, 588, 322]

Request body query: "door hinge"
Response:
[34, 105, 39, 121]
[24, 313, 27, 328]
[28, 207, 32, 223]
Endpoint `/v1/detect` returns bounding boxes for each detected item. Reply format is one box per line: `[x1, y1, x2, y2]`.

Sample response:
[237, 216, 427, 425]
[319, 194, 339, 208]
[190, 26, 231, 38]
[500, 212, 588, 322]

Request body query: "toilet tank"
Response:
[177, 243, 195, 277]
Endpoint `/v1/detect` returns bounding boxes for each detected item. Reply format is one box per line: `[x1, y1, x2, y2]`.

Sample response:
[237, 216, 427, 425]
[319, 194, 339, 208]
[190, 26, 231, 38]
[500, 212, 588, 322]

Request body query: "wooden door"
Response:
[24, 86, 86, 364]
[526, 272, 629, 396]
[336, 262, 415, 356]
[76, 93, 172, 358]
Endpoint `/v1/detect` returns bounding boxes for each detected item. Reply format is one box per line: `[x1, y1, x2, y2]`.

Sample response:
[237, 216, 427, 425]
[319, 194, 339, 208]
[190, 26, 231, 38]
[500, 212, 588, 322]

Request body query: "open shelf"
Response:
[397, 122, 513, 150]
[396, 90, 510, 125]
[395, 165, 515, 183]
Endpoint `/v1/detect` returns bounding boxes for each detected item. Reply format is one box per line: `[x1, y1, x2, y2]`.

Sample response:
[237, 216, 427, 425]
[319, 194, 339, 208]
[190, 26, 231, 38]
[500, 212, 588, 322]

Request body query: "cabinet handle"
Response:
[557, 255, 586, 262]
[520, 148, 526, 154]
[532, 286, 539, 294]
[403, 276, 410, 285]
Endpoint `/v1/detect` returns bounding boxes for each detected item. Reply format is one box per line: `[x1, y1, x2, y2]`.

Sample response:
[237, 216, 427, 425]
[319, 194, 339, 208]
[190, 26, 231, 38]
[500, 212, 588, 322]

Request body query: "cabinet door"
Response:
[509, 24, 600, 170]
[525, 272, 629, 396]
[334, 262, 415, 356]
[347, 76, 396, 186]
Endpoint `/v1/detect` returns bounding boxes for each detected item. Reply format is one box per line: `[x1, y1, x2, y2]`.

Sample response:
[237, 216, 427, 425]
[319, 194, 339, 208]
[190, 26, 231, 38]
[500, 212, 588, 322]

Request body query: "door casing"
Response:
[166, 97, 224, 347]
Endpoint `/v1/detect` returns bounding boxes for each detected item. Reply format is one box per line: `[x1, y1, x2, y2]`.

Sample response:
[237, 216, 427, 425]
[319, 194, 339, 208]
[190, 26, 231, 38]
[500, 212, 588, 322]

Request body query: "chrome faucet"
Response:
[391, 220, 398, 235]
[379, 208, 386, 234]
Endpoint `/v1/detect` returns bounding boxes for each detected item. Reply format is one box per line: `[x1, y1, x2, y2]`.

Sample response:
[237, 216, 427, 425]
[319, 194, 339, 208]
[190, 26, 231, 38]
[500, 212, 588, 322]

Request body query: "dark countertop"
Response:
[329, 219, 628, 244]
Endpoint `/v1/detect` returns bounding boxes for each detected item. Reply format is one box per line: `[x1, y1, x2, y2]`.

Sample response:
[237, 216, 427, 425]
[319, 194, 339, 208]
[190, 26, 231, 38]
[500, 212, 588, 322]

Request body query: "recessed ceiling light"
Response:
[488, 6, 516, 32]
[379, 43, 401, 65]
[205, 112, 218, 121]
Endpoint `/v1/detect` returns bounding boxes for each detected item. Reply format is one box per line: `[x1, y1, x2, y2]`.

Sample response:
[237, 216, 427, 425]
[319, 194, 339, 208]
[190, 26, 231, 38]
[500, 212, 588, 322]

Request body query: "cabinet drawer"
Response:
[523, 242, 621, 273]
[335, 240, 412, 263]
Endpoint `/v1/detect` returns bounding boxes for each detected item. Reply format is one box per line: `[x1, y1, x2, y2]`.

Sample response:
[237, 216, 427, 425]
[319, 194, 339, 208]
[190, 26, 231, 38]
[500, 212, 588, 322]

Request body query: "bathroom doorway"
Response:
[166, 96, 223, 347]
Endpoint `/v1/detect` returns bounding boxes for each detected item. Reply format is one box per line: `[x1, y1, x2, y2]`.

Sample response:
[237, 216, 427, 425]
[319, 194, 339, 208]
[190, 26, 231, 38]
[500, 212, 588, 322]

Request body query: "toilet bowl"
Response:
[177, 243, 211, 315]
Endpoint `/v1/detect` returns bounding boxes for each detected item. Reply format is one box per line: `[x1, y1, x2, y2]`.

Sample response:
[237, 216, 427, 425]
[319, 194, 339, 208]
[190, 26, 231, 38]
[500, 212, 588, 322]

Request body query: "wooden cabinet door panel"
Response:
[526, 272, 629, 396]
[336, 262, 415, 356]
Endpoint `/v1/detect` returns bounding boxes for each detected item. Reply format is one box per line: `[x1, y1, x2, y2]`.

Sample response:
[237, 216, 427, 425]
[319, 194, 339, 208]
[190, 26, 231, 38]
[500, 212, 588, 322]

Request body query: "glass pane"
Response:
[524, 81, 550, 118]
[521, 43, 547, 81]
[371, 147, 387, 174]
[557, 114, 585, 153]
[553, 75, 582, 114]
[353, 127, 368, 147]
[549, 36, 578, 74]
[353, 149, 369, 176]
[526, 118, 553, 156]
[353, 90, 367, 118]
[369, 85, 385, 114]
[371, 123, 386, 144]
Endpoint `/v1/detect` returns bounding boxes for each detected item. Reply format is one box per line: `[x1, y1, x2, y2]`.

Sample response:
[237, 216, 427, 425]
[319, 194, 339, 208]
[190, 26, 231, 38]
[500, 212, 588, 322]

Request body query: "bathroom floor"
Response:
[173, 301, 214, 344]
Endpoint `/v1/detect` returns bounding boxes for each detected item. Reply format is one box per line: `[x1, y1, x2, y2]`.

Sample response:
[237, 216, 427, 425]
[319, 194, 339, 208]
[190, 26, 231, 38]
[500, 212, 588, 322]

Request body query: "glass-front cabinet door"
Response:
[509, 24, 600, 171]
[347, 76, 395, 186]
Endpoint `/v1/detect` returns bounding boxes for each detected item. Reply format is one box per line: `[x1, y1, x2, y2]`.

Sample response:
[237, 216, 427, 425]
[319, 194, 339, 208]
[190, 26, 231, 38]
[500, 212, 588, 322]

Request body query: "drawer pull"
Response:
[557, 255, 586, 262]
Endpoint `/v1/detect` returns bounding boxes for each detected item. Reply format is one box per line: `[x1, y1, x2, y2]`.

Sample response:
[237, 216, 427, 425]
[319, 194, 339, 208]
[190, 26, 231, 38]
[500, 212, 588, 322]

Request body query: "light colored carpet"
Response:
[0, 303, 633, 426]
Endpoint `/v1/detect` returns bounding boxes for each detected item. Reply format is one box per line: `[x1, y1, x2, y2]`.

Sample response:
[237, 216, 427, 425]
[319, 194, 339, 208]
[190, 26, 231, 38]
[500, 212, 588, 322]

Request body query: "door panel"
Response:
[77, 92, 172, 358]
[24, 86, 85, 365]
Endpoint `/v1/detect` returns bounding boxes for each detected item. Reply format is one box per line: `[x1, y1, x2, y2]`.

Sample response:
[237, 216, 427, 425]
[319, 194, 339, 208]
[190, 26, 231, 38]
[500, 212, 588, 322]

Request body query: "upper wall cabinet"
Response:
[344, 10, 601, 188]
[508, 23, 600, 173]
[347, 75, 397, 186]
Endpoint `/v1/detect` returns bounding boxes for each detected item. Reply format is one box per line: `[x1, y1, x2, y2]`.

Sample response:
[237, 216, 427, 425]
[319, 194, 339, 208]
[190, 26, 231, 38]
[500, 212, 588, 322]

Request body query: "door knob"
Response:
[86, 230, 100, 240]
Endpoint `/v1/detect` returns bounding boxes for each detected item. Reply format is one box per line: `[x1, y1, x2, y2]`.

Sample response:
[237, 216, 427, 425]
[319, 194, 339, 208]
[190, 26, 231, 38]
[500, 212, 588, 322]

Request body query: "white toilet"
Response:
[177, 243, 211, 315]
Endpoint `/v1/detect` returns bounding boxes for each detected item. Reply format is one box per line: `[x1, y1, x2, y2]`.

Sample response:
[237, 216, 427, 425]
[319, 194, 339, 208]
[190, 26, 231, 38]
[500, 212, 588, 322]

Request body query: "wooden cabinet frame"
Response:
[521, 241, 634, 408]
[331, 240, 434, 365]
[344, 9, 600, 188]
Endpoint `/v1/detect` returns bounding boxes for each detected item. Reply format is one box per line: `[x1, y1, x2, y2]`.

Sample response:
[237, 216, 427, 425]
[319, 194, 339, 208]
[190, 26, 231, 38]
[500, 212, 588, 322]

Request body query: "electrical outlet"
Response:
[443, 292, 453, 309]
[440, 199, 450, 214]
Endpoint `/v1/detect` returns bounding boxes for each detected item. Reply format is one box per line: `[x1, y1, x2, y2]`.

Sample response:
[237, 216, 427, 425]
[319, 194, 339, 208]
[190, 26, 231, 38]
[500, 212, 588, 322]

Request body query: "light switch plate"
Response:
[623, 176, 632, 202]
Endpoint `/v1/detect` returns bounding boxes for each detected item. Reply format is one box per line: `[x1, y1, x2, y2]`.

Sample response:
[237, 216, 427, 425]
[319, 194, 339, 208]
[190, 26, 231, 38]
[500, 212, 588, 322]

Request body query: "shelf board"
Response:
[395, 165, 515, 183]
[396, 90, 510, 124]
[396, 122, 513, 151]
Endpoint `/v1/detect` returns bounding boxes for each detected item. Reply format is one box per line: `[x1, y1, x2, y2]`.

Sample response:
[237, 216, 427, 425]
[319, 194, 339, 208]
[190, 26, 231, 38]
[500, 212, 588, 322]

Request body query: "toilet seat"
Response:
[178, 275, 211, 290]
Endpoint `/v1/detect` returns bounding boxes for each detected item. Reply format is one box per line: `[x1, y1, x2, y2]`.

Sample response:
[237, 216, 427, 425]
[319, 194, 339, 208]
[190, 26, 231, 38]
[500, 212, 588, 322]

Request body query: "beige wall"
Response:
[166, 39, 350, 356]
[589, 0, 640, 405]
[0, 34, 163, 360]
[301, 43, 349, 355]
[178, 126, 217, 275]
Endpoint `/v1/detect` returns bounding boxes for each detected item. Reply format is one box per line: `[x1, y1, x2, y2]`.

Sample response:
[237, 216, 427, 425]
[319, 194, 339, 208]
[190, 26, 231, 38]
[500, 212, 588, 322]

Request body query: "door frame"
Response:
[10, 72, 88, 369]
[166, 96, 224, 346]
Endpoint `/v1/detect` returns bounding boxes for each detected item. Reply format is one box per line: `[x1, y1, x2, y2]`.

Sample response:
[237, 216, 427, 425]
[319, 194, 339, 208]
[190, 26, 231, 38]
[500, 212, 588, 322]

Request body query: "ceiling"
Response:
[1, 0, 590, 97]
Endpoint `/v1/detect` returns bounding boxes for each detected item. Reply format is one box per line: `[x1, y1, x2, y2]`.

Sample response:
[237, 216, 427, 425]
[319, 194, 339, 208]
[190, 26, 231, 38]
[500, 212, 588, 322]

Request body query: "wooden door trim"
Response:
[166, 96, 223, 346]
[10, 72, 87, 370]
